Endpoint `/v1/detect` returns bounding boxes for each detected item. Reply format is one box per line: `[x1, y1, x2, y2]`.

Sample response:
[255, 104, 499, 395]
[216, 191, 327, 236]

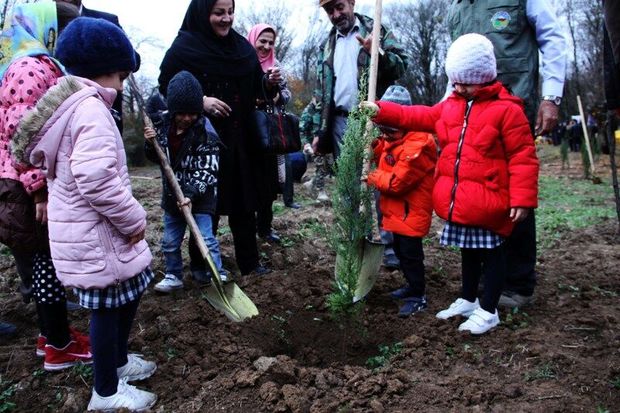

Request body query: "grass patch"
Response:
[503, 307, 531, 330]
[0, 382, 17, 413]
[524, 362, 557, 382]
[298, 218, 328, 240]
[365, 342, 403, 369]
[71, 364, 93, 380]
[537, 175, 615, 249]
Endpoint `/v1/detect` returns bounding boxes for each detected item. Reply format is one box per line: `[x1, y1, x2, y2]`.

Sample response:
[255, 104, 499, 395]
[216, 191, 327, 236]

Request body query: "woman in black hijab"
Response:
[159, 0, 281, 276]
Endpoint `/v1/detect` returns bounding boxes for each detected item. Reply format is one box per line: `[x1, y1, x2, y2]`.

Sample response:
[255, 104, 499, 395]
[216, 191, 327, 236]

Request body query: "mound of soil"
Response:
[0, 152, 618, 412]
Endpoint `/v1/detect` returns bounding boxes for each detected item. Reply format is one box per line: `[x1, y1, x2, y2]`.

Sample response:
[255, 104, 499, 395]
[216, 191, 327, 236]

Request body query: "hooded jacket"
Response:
[367, 131, 437, 237]
[0, 55, 60, 251]
[374, 81, 539, 237]
[12, 76, 152, 289]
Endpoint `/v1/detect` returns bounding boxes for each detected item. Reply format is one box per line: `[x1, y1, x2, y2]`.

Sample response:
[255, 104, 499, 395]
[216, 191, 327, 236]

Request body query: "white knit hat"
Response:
[445, 33, 497, 85]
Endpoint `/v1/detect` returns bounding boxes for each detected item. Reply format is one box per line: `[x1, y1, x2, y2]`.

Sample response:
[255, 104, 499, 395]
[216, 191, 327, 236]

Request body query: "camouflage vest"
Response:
[447, 0, 539, 126]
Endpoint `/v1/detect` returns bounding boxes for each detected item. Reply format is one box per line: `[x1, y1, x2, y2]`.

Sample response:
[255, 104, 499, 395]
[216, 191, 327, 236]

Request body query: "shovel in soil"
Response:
[143, 114, 258, 322]
[342, 0, 386, 303]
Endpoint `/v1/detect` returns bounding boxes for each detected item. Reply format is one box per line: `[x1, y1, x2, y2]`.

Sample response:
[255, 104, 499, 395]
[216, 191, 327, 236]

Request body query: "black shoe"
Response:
[285, 202, 301, 209]
[66, 300, 82, 312]
[242, 265, 272, 276]
[260, 231, 281, 244]
[0, 322, 16, 337]
[383, 254, 400, 271]
[398, 296, 427, 318]
[390, 286, 414, 300]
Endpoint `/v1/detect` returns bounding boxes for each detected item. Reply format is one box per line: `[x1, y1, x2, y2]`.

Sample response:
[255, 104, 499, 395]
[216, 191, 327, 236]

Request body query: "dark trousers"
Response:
[12, 248, 70, 347]
[504, 211, 537, 296]
[256, 199, 274, 237]
[91, 297, 141, 397]
[282, 154, 294, 206]
[216, 212, 259, 274]
[188, 233, 205, 273]
[392, 234, 425, 297]
[461, 244, 507, 313]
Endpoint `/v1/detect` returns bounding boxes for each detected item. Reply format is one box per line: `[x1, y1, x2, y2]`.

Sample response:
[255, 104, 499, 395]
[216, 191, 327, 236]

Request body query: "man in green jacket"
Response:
[314, 0, 408, 159]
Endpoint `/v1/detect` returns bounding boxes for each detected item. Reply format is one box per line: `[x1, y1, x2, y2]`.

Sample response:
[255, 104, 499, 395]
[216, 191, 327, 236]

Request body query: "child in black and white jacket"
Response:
[144, 71, 227, 293]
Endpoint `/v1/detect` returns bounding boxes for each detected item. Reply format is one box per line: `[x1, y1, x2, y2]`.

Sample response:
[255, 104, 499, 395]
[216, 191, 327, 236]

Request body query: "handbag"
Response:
[253, 97, 301, 155]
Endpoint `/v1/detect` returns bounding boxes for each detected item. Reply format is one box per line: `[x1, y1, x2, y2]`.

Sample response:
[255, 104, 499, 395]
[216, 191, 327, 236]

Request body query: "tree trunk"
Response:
[606, 112, 620, 234]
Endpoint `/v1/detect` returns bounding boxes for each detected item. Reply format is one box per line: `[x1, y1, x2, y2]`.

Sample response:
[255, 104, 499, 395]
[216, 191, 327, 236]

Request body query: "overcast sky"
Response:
[83, 0, 404, 84]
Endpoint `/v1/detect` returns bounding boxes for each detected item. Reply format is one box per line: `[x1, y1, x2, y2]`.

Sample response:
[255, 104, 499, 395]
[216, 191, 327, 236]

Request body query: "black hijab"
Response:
[159, 0, 257, 92]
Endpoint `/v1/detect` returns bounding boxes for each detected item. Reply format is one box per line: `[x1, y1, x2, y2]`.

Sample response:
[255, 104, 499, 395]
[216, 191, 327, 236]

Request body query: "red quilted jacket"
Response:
[374, 82, 539, 237]
[367, 132, 436, 237]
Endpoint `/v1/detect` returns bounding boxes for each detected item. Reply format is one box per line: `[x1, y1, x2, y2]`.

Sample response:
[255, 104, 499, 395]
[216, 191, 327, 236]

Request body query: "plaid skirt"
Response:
[74, 267, 154, 310]
[440, 222, 504, 249]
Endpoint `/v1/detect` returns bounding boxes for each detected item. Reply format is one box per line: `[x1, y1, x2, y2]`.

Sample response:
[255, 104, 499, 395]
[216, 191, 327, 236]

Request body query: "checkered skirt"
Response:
[74, 267, 154, 309]
[440, 222, 504, 249]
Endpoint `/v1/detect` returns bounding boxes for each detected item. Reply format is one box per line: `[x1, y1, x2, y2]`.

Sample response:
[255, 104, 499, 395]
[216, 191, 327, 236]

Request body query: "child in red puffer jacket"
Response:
[362, 33, 539, 335]
[366, 85, 436, 318]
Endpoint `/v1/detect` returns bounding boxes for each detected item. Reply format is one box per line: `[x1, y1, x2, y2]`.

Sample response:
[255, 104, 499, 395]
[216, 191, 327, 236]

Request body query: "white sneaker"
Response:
[458, 307, 500, 335]
[435, 298, 479, 320]
[87, 378, 157, 412]
[117, 354, 157, 382]
[153, 274, 183, 293]
[316, 190, 329, 202]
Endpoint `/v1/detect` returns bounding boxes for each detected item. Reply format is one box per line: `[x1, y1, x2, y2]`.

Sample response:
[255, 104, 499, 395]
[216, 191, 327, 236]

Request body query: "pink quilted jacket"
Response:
[13, 76, 152, 289]
[0, 55, 60, 194]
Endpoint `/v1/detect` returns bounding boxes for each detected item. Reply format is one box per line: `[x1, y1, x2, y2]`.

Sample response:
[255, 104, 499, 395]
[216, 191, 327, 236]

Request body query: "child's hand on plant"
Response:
[359, 101, 379, 116]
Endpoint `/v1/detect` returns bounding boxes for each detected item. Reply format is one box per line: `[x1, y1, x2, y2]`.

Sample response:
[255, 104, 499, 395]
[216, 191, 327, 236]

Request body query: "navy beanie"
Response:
[55, 17, 137, 78]
[166, 71, 204, 115]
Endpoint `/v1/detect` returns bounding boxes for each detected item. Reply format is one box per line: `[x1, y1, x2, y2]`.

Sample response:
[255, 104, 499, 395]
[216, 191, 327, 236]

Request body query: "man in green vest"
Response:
[447, 0, 567, 308]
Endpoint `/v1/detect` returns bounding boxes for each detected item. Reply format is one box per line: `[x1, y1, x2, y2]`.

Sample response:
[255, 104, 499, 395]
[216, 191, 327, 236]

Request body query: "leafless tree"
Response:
[385, 0, 451, 105]
[560, 0, 605, 119]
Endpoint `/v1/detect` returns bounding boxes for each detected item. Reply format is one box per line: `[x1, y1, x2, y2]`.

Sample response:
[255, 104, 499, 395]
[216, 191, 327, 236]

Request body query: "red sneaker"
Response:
[36, 328, 89, 357]
[44, 340, 93, 371]
[36, 335, 46, 357]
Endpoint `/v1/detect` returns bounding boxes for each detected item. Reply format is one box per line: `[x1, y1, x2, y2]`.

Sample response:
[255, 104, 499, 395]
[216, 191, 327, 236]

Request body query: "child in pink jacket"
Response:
[13, 17, 157, 412]
[0, 1, 91, 366]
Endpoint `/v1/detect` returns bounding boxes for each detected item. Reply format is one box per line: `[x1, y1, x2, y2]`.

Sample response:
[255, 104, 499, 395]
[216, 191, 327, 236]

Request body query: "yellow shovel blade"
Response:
[335, 238, 384, 303]
[203, 282, 259, 322]
[353, 238, 384, 302]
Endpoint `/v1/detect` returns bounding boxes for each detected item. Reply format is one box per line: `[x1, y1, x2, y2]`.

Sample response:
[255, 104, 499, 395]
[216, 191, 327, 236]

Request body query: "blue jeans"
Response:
[161, 212, 224, 281]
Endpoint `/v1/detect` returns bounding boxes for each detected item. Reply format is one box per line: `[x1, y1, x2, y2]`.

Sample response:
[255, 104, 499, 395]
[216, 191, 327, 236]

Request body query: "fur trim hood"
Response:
[12, 76, 116, 179]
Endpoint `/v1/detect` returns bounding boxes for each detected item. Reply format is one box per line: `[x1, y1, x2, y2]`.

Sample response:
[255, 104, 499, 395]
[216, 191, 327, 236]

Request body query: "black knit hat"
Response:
[166, 71, 204, 115]
[55, 17, 137, 78]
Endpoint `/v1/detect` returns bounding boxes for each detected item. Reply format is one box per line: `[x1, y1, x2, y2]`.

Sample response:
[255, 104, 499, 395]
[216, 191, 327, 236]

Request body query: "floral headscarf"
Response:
[0, 1, 61, 79]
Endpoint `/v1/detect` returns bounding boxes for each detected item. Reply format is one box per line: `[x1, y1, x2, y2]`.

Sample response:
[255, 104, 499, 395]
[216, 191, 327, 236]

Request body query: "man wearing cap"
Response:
[314, 0, 408, 160]
[446, 0, 567, 308]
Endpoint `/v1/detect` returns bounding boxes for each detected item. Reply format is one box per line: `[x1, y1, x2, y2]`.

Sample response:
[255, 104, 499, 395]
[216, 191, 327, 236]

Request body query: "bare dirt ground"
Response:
[0, 147, 619, 412]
